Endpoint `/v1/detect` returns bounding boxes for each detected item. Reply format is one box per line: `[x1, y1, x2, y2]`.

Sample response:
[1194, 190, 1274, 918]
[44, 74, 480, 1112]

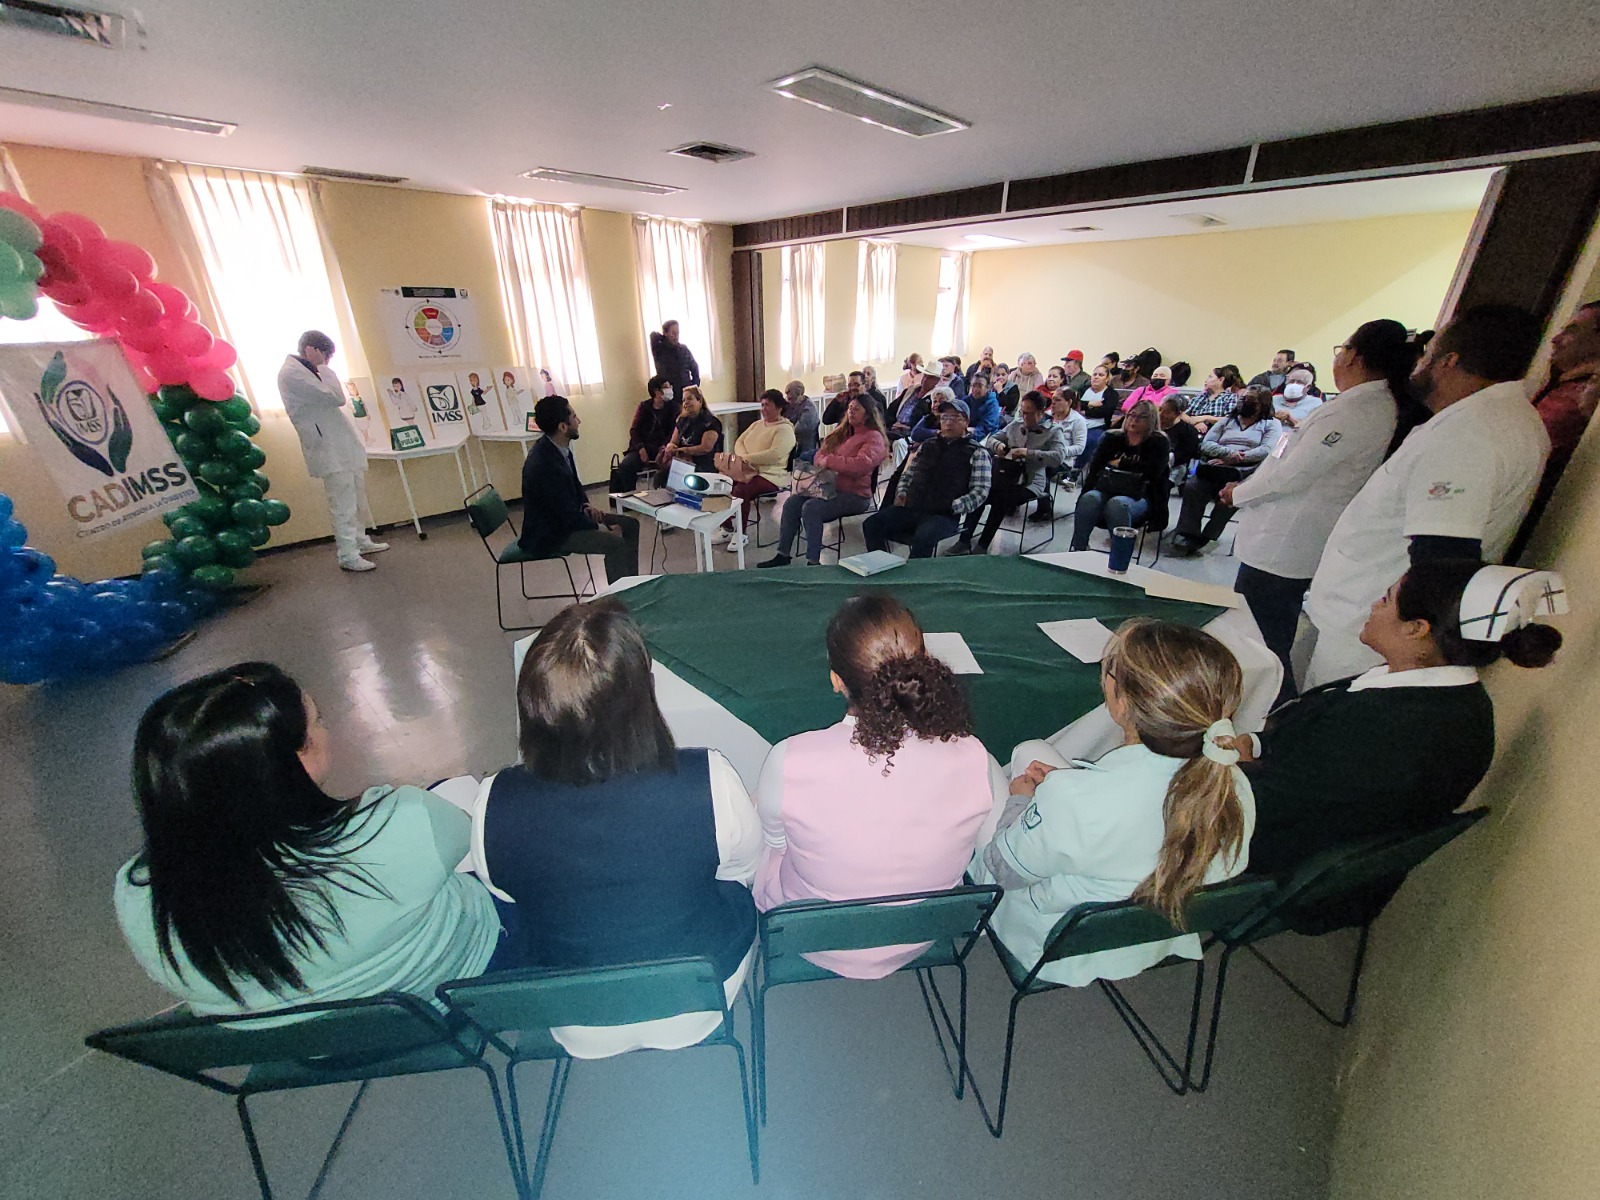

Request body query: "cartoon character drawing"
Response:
[386, 377, 417, 422]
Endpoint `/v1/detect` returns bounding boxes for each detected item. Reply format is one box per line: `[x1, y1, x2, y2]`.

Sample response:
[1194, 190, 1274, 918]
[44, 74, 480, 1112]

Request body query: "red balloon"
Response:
[166, 319, 214, 358]
[39, 219, 83, 262]
[101, 240, 157, 281]
[190, 367, 236, 401]
[148, 282, 190, 312]
[45, 278, 94, 307]
[51, 212, 106, 246]
[200, 339, 238, 370]
[121, 287, 166, 328]
[131, 364, 160, 394]
[58, 298, 114, 327]
[0, 193, 44, 224]
[147, 349, 189, 387]
[83, 258, 139, 300]
[118, 320, 169, 352]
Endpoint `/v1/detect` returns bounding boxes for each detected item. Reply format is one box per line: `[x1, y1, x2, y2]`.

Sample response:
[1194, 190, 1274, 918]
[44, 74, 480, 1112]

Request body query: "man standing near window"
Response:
[521, 395, 640, 584]
[650, 319, 700, 398]
[278, 330, 387, 572]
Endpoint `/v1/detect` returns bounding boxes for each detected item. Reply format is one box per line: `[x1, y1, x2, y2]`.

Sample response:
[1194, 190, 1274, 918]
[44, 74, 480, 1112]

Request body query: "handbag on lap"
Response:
[1097, 466, 1146, 500]
[790, 462, 837, 499]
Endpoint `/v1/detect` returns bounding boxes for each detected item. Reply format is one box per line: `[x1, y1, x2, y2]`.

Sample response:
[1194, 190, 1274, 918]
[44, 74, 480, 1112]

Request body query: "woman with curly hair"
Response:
[752, 594, 1007, 978]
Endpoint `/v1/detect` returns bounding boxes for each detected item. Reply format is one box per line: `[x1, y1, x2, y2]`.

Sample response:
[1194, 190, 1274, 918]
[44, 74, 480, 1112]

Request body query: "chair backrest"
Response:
[1226, 809, 1489, 945]
[85, 993, 454, 1091]
[1034, 876, 1279, 982]
[761, 885, 1001, 960]
[464, 485, 510, 540]
[438, 957, 729, 1042]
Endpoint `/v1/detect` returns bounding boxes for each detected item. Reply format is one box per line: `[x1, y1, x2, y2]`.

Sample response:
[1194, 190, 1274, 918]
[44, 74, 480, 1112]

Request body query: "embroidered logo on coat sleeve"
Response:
[1426, 481, 1465, 499]
[1321, 431, 1342, 446]
[1022, 803, 1042, 830]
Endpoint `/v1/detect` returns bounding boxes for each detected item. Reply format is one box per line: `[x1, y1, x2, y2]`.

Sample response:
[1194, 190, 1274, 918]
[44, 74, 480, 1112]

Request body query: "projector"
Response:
[681, 472, 733, 495]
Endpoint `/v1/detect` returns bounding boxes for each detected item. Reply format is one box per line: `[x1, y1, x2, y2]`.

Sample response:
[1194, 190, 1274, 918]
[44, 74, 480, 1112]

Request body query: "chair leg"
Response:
[236, 1094, 275, 1200]
[721, 1037, 761, 1184]
[1192, 941, 1237, 1094]
[1242, 922, 1373, 1029]
[963, 990, 1027, 1138]
[1340, 922, 1372, 1027]
[304, 1081, 369, 1200]
[473, 1061, 527, 1200]
[915, 964, 969, 1101]
[511, 1056, 571, 1200]
[753, 981, 769, 1126]
[1095, 964, 1200, 1096]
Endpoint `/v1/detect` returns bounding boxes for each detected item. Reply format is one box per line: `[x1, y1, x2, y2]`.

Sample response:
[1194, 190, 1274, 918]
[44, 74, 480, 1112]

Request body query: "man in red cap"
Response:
[1059, 349, 1092, 401]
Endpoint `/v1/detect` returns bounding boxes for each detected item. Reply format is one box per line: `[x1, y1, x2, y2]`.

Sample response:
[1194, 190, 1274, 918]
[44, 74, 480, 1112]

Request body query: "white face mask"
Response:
[1282, 382, 1306, 400]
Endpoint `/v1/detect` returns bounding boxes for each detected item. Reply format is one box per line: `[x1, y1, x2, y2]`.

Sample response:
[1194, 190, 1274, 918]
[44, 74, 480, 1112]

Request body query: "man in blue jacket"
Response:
[520, 395, 640, 583]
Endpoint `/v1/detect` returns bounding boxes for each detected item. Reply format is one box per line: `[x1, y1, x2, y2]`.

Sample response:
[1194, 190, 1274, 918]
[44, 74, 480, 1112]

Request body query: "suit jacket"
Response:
[519, 436, 595, 557]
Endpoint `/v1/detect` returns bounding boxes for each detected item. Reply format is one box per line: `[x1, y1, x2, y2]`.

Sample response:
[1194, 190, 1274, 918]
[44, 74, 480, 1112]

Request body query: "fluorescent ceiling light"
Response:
[964, 233, 1023, 247]
[520, 167, 682, 195]
[0, 85, 234, 134]
[770, 67, 967, 138]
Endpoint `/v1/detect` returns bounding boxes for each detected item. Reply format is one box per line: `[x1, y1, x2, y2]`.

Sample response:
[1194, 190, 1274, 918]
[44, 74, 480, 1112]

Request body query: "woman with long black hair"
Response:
[116, 663, 503, 1016]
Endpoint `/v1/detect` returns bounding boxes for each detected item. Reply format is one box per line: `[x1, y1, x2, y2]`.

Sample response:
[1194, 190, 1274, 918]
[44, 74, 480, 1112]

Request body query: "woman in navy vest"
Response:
[474, 598, 760, 1058]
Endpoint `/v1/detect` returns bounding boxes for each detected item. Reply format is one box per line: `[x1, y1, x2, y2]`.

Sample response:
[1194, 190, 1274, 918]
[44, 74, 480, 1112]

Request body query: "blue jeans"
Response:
[1070, 490, 1148, 551]
[863, 505, 960, 558]
[777, 492, 871, 561]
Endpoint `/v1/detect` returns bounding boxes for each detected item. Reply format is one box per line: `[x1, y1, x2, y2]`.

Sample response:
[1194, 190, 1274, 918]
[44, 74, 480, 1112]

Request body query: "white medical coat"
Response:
[278, 356, 368, 479]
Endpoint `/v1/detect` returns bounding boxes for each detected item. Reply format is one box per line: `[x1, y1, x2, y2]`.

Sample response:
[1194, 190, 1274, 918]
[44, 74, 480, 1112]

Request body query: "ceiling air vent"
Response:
[0, 1, 129, 48]
[667, 141, 755, 165]
[770, 67, 967, 138]
[520, 167, 682, 196]
[1062, 225, 1101, 233]
[1172, 212, 1227, 228]
[303, 166, 409, 185]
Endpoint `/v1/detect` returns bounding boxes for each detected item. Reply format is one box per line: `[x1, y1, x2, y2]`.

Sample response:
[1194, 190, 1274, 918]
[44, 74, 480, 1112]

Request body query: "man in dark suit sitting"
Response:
[521, 395, 640, 584]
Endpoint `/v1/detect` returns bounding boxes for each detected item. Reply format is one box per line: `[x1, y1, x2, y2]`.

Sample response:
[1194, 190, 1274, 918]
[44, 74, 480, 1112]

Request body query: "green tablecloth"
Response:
[618, 558, 1226, 757]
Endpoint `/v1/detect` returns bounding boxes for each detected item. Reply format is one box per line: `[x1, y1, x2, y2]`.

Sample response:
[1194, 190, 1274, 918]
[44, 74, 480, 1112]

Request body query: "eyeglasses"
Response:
[1333, 343, 1351, 355]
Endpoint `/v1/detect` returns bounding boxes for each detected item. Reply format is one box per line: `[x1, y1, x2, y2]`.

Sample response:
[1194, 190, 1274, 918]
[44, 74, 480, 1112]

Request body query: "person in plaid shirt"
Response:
[1185, 364, 1247, 431]
[864, 396, 992, 558]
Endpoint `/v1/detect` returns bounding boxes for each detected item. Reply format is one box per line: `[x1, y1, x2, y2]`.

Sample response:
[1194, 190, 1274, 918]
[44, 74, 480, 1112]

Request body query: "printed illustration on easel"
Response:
[379, 286, 477, 362]
[345, 377, 378, 446]
[495, 365, 535, 430]
[418, 370, 470, 445]
[462, 368, 508, 435]
[382, 374, 420, 433]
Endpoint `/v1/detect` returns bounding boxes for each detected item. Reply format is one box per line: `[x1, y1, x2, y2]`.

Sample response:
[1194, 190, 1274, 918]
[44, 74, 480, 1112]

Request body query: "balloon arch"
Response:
[0, 193, 289, 686]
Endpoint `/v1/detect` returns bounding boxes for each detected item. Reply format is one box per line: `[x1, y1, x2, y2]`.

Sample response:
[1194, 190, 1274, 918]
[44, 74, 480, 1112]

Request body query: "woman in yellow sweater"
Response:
[717, 388, 796, 552]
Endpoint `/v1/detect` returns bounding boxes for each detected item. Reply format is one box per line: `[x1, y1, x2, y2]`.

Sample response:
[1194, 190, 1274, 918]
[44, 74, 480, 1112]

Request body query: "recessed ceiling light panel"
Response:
[520, 167, 683, 196]
[303, 166, 409, 185]
[0, 85, 234, 134]
[1172, 212, 1227, 228]
[667, 141, 755, 165]
[1062, 225, 1102, 232]
[963, 233, 1023, 247]
[770, 67, 967, 138]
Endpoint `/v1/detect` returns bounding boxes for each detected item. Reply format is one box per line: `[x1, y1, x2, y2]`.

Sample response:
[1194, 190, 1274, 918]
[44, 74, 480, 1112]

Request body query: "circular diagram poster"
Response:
[379, 286, 476, 361]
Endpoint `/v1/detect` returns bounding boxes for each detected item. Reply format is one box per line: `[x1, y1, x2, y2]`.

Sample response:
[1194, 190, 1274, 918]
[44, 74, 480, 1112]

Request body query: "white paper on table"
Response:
[1037, 618, 1115, 663]
[1139, 571, 1242, 608]
[924, 632, 982, 674]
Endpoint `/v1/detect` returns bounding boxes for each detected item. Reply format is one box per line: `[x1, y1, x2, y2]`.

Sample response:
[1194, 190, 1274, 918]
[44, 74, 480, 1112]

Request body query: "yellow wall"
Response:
[968, 210, 1476, 381]
[0, 144, 733, 580]
[1328, 219, 1600, 1198]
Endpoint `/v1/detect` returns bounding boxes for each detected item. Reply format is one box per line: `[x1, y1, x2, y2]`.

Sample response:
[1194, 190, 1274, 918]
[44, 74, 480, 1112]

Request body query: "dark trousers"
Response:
[1235, 562, 1310, 707]
[963, 479, 1040, 549]
[1175, 467, 1243, 543]
[863, 505, 959, 558]
[608, 452, 656, 494]
[730, 476, 780, 530]
[555, 515, 640, 584]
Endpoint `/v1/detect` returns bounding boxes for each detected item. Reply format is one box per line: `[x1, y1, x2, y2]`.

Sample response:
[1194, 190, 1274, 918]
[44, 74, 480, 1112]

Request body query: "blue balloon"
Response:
[14, 546, 55, 582]
[151, 601, 193, 637]
[0, 655, 50, 686]
[0, 493, 12, 522]
[0, 519, 25, 549]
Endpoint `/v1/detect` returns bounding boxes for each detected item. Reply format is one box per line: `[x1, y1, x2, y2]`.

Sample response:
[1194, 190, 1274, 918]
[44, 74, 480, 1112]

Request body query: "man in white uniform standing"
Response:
[278, 330, 388, 572]
[1303, 306, 1549, 688]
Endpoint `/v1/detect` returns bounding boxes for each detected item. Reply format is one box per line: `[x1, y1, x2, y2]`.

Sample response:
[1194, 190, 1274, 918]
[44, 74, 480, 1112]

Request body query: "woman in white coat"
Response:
[276, 330, 386, 572]
[1218, 320, 1424, 703]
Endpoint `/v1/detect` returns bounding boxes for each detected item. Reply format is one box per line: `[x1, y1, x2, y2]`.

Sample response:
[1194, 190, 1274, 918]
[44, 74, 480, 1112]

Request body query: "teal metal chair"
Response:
[753, 884, 1001, 1122]
[966, 875, 1278, 1137]
[438, 956, 758, 1200]
[1193, 808, 1488, 1092]
[463, 485, 595, 631]
[84, 992, 521, 1200]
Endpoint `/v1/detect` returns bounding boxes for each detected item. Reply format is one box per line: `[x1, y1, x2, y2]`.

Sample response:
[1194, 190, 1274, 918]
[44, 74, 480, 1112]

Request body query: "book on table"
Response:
[838, 550, 905, 577]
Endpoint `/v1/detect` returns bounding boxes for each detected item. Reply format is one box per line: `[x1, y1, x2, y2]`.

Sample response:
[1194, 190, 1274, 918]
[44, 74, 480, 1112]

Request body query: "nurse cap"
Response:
[1458, 565, 1568, 643]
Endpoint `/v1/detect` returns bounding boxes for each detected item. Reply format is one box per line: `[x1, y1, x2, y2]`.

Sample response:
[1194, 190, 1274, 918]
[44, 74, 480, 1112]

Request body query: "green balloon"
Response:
[197, 459, 240, 486]
[216, 429, 254, 459]
[166, 515, 206, 541]
[241, 524, 271, 547]
[157, 385, 197, 413]
[213, 533, 256, 569]
[238, 445, 267, 471]
[142, 557, 182, 582]
[161, 509, 184, 529]
[259, 499, 291, 527]
[142, 539, 176, 560]
[218, 397, 253, 423]
[172, 534, 218, 568]
[151, 396, 184, 423]
[226, 481, 264, 503]
[172, 431, 211, 460]
[231, 498, 268, 527]
[237, 414, 261, 436]
[184, 404, 228, 435]
[190, 564, 236, 589]
[247, 471, 270, 495]
[186, 495, 231, 526]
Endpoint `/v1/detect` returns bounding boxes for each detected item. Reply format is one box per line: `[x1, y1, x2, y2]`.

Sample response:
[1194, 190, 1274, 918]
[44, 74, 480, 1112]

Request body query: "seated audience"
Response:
[1273, 362, 1324, 426]
[864, 396, 991, 558]
[1080, 363, 1121, 425]
[1159, 395, 1201, 472]
[951, 389, 1068, 555]
[823, 371, 868, 425]
[1235, 560, 1562, 875]
[659, 385, 723, 472]
[972, 619, 1254, 986]
[522, 395, 640, 582]
[1185, 364, 1245, 431]
[116, 663, 504, 1018]
[889, 362, 941, 440]
[760, 396, 889, 568]
[476, 599, 759, 1057]
[1011, 352, 1046, 398]
[1041, 364, 1066, 398]
[898, 353, 925, 393]
[717, 388, 796, 551]
[1050, 391, 1090, 467]
[1115, 357, 1148, 394]
[1171, 386, 1282, 555]
[1224, 320, 1420, 703]
[1069, 399, 1171, 551]
[1249, 348, 1295, 392]
[965, 371, 1004, 439]
[609, 374, 679, 492]
[860, 363, 889, 415]
[1059, 349, 1092, 399]
[1117, 364, 1176, 421]
[1518, 300, 1600, 554]
[992, 362, 1020, 420]
[753, 595, 1006, 977]
[965, 345, 997, 385]
[908, 385, 960, 444]
[939, 355, 969, 401]
[785, 379, 820, 461]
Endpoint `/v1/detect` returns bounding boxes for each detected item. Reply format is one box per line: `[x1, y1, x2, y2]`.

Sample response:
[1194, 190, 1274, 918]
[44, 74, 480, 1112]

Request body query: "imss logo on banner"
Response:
[0, 339, 199, 540]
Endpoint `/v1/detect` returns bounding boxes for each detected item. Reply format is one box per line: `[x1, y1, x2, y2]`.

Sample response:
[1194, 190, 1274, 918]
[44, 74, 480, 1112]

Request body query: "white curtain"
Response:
[778, 243, 825, 374]
[154, 162, 360, 411]
[633, 216, 720, 380]
[491, 199, 605, 393]
[931, 251, 970, 358]
[852, 240, 898, 365]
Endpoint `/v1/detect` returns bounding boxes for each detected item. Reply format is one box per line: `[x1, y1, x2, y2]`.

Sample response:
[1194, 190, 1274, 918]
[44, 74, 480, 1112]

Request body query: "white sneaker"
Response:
[711, 527, 731, 544]
[724, 532, 748, 553]
[357, 539, 390, 554]
[338, 556, 377, 572]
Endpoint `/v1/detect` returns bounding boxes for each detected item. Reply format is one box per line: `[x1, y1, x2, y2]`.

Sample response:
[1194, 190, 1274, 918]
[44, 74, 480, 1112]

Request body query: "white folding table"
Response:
[365, 442, 478, 539]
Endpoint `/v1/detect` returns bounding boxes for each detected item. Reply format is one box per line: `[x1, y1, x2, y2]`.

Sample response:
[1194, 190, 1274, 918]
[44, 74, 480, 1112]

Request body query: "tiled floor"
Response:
[0, 486, 1345, 1200]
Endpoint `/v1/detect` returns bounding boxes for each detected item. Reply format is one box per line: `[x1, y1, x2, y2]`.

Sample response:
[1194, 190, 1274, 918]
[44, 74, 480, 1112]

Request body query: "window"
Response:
[852, 240, 897, 364]
[155, 162, 356, 411]
[491, 199, 605, 392]
[778, 243, 824, 373]
[633, 216, 719, 380]
[931, 250, 970, 358]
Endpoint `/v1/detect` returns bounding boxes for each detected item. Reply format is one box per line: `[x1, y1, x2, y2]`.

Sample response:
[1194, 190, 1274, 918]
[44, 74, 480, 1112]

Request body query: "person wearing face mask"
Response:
[1170, 386, 1283, 556]
[610, 375, 680, 492]
[1273, 363, 1324, 427]
[1116, 365, 1177, 424]
[1303, 305, 1549, 690]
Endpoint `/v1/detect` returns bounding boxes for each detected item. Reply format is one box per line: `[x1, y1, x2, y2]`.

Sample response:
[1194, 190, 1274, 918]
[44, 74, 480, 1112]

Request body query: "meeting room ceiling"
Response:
[0, 0, 1596, 224]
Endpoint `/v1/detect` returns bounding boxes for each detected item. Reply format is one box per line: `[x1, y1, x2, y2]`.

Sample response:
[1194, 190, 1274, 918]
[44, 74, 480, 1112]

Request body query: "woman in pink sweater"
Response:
[753, 595, 1007, 977]
[758, 396, 889, 567]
